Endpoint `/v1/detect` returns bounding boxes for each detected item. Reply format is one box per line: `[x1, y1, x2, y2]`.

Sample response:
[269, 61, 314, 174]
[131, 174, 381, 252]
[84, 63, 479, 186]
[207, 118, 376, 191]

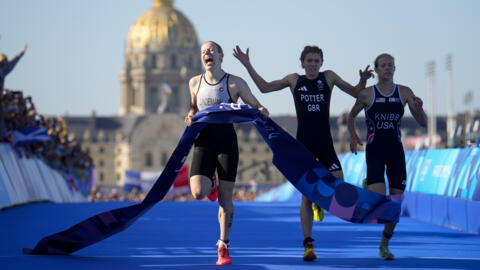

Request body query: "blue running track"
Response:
[1, 201, 479, 270]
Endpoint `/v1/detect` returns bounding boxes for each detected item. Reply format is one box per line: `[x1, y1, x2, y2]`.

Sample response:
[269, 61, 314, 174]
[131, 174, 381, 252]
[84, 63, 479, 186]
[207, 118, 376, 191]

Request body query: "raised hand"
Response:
[233, 46, 250, 66]
[359, 65, 374, 81]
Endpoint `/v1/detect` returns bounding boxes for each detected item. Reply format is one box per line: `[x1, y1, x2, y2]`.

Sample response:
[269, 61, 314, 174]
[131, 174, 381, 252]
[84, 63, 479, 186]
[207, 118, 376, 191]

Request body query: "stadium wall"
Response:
[257, 148, 480, 234]
[0, 143, 87, 210]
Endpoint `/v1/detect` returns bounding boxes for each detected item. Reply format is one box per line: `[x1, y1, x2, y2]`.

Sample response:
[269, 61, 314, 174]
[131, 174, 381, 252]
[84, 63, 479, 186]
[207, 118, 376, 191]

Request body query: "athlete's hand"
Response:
[350, 135, 363, 155]
[233, 46, 250, 67]
[359, 65, 374, 81]
[258, 106, 269, 118]
[184, 115, 193, 126]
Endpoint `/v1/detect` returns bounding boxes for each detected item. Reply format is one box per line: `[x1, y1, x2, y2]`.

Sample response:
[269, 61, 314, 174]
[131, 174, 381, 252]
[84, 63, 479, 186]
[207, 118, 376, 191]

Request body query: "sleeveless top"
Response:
[292, 73, 333, 146]
[365, 84, 405, 144]
[196, 73, 233, 111]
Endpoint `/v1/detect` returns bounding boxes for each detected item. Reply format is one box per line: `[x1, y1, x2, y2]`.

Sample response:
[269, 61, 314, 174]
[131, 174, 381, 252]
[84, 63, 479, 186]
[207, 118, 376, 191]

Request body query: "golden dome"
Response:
[127, 0, 198, 49]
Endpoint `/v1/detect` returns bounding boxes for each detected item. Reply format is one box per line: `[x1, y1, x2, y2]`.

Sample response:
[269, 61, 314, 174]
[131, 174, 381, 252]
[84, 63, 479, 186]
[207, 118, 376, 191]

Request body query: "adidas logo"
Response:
[329, 163, 339, 171]
[298, 86, 308, 92]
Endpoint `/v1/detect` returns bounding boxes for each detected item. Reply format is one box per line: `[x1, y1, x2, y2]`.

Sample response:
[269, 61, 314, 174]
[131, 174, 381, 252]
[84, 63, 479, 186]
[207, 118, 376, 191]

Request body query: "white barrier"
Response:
[0, 143, 86, 209]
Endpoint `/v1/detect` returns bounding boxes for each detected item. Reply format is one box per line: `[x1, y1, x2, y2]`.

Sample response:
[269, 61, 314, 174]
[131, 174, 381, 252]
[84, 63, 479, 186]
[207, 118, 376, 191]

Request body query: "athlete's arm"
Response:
[185, 76, 200, 126]
[347, 89, 370, 154]
[326, 66, 373, 98]
[229, 75, 269, 117]
[402, 86, 428, 128]
[233, 46, 295, 93]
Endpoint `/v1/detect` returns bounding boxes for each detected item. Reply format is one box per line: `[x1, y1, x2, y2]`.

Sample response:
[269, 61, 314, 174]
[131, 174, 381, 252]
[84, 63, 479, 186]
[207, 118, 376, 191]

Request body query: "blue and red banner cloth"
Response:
[24, 104, 401, 255]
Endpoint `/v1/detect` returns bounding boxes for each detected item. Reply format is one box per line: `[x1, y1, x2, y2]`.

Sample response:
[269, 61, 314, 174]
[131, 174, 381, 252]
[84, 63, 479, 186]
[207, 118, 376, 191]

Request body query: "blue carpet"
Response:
[1, 201, 479, 269]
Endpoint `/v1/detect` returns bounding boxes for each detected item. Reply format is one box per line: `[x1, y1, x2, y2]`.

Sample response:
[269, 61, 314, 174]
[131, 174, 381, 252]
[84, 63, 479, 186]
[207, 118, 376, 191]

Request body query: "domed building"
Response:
[64, 0, 288, 190]
[119, 0, 202, 115]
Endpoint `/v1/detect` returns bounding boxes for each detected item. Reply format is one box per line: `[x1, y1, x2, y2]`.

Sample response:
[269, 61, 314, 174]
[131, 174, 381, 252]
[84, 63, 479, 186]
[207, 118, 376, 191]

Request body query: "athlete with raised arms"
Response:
[234, 45, 373, 261]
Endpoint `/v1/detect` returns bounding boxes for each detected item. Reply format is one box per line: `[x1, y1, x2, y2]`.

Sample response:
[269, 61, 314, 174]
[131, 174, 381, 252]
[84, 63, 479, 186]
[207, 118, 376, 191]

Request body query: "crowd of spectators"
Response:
[0, 88, 93, 176]
[1, 43, 93, 181]
[88, 185, 270, 202]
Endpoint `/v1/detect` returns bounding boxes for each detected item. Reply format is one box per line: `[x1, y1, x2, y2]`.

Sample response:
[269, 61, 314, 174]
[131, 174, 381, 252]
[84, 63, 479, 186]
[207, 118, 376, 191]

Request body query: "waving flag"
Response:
[12, 126, 51, 147]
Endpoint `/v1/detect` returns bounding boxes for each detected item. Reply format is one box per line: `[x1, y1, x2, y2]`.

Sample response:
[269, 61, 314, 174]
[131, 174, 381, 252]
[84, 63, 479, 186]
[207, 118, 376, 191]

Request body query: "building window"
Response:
[98, 160, 104, 167]
[171, 54, 177, 69]
[117, 160, 122, 167]
[145, 152, 153, 167]
[161, 152, 168, 166]
[150, 87, 158, 109]
[251, 146, 257, 153]
[151, 54, 157, 68]
[99, 147, 105, 153]
[135, 55, 140, 67]
[99, 172, 104, 182]
[239, 147, 243, 153]
[116, 174, 121, 181]
[170, 86, 178, 106]
[131, 88, 136, 105]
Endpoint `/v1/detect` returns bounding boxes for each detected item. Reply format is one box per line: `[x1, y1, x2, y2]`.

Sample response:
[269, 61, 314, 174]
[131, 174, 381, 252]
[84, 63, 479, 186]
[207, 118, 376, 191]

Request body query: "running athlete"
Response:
[347, 53, 427, 260]
[185, 41, 269, 265]
[234, 45, 373, 261]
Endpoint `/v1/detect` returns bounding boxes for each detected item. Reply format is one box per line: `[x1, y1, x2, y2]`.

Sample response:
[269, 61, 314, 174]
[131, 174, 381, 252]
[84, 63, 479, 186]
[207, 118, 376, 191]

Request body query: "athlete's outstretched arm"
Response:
[229, 75, 269, 117]
[404, 87, 428, 128]
[185, 76, 200, 126]
[233, 46, 293, 93]
[347, 90, 370, 154]
[327, 66, 374, 98]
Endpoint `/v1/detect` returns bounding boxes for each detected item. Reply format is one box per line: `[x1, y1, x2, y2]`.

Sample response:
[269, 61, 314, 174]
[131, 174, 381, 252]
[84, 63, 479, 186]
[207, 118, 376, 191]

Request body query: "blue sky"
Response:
[1, 0, 479, 117]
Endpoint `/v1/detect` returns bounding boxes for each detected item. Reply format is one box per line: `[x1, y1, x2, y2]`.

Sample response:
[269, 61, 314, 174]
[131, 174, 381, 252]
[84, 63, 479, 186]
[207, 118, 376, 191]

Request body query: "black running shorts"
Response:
[189, 124, 239, 182]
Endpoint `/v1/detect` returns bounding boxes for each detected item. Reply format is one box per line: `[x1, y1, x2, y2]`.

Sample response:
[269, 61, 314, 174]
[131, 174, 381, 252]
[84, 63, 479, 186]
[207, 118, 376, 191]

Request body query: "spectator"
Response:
[0, 43, 27, 90]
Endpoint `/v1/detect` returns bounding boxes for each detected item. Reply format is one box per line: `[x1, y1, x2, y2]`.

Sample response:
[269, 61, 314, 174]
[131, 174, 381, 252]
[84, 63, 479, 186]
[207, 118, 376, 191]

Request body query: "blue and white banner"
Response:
[24, 104, 401, 255]
[12, 126, 51, 147]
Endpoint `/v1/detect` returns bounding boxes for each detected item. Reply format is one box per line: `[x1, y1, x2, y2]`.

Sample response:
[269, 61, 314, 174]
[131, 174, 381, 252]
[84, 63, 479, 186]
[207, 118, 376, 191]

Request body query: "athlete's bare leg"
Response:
[189, 175, 213, 199]
[217, 180, 235, 241]
[381, 187, 403, 245]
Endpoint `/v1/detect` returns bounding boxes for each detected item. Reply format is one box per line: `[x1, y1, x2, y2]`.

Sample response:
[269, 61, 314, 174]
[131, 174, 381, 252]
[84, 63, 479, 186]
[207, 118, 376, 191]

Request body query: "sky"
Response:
[1, 0, 479, 117]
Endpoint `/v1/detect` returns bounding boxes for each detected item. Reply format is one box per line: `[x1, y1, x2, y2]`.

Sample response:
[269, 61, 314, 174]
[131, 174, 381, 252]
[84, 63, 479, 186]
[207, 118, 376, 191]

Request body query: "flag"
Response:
[162, 83, 172, 97]
[12, 126, 51, 147]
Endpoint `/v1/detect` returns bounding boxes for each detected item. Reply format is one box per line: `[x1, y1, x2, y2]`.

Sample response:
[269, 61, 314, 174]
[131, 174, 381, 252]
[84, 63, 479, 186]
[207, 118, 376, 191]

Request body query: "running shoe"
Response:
[216, 246, 232, 265]
[207, 174, 218, 202]
[312, 203, 324, 222]
[362, 178, 368, 189]
[379, 245, 394, 260]
[303, 241, 317, 261]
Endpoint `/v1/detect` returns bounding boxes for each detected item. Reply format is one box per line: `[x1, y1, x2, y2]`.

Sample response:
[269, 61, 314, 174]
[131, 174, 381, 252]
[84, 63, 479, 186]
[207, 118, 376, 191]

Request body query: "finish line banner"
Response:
[24, 104, 400, 255]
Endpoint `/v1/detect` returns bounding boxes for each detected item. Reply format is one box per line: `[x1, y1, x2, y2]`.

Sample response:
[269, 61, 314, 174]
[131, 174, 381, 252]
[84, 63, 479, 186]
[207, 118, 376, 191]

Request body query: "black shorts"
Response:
[299, 138, 342, 173]
[190, 124, 239, 182]
[366, 141, 406, 190]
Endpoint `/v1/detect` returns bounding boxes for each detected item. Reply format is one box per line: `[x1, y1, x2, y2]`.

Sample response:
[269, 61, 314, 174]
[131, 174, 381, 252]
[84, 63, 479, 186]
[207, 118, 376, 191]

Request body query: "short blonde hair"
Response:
[0, 53, 7, 64]
[203, 41, 223, 55]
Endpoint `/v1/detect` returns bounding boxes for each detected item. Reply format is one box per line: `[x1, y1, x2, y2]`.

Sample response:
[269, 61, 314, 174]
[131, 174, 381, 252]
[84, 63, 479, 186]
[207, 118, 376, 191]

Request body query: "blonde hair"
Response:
[203, 41, 223, 55]
[0, 53, 7, 64]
